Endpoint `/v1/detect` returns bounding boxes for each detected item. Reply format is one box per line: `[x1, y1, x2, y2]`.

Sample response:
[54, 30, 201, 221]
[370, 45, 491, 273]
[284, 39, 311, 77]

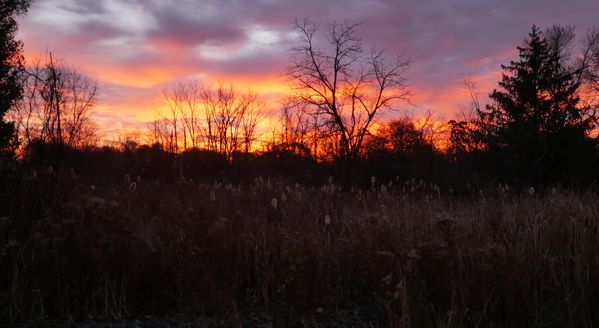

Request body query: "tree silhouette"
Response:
[476, 25, 599, 183]
[286, 18, 410, 161]
[0, 0, 30, 155]
[10, 53, 98, 148]
[154, 82, 262, 161]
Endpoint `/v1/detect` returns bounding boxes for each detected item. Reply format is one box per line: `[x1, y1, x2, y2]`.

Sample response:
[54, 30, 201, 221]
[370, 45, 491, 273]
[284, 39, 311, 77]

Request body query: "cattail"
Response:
[210, 190, 216, 201]
[528, 187, 535, 197]
[382, 274, 392, 285]
[327, 183, 335, 194]
[433, 185, 441, 198]
[324, 214, 331, 226]
[281, 192, 287, 203]
[370, 176, 376, 187]
[271, 198, 278, 210]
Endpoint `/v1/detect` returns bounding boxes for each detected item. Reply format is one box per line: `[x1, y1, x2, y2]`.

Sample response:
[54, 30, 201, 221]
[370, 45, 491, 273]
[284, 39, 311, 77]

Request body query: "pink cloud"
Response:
[16, 0, 599, 136]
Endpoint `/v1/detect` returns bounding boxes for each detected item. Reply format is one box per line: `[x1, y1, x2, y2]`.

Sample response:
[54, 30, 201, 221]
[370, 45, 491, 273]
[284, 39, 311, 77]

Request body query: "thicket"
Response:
[1, 150, 599, 326]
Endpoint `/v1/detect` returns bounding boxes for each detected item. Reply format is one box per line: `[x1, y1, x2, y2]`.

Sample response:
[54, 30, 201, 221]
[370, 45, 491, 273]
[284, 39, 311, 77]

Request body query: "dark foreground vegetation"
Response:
[2, 1, 599, 326]
[1, 147, 599, 327]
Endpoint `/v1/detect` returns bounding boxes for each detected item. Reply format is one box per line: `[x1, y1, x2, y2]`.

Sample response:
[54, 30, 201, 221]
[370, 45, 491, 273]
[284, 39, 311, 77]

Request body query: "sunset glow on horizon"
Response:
[17, 0, 599, 141]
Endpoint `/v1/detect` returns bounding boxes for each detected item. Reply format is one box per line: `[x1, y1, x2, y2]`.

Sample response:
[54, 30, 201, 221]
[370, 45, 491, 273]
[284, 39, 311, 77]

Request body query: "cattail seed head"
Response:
[382, 274, 392, 285]
[271, 198, 278, 210]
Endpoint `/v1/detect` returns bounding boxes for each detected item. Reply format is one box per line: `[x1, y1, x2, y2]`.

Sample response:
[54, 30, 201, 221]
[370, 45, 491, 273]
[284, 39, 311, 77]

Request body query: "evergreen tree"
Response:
[0, 0, 30, 155]
[477, 25, 597, 184]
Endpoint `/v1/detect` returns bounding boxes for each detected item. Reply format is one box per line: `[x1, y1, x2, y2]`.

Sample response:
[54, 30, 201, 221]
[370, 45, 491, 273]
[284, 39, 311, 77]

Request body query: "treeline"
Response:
[1, 5, 599, 188]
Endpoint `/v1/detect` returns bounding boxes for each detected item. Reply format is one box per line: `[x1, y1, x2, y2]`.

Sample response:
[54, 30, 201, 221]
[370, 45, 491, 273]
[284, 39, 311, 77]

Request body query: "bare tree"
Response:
[162, 87, 182, 152]
[286, 18, 410, 161]
[9, 52, 98, 148]
[153, 82, 262, 160]
[8, 58, 42, 146]
[275, 98, 313, 157]
[148, 115, 176, 152]
[545, 25, 599, 125]
[201, 83, 260, 161]
[161, 81, 206, 151]
[240, 98, 261, 154]
[179, 81, 202, 149]
[446, 79, 487, 158]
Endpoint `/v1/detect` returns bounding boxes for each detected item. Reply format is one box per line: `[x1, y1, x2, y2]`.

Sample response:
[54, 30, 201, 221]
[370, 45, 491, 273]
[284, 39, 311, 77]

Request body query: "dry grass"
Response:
[1, 169, 599, 327]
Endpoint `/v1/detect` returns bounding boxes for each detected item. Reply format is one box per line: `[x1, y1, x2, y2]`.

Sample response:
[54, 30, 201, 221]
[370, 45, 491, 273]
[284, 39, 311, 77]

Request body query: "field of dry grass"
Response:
[2, 167, 599, 327]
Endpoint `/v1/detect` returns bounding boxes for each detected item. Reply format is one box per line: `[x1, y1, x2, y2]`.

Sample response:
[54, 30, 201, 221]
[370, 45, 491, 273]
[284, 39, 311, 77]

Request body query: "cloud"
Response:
[17, 0, 599, 134]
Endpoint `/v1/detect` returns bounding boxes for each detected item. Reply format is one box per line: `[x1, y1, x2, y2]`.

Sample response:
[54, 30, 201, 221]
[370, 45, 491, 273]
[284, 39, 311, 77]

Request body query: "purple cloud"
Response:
[16, 0, 599, 136]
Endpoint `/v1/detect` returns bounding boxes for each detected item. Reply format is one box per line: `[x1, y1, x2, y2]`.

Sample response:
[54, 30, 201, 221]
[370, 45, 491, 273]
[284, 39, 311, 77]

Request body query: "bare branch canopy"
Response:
[286, 18, 411, 160]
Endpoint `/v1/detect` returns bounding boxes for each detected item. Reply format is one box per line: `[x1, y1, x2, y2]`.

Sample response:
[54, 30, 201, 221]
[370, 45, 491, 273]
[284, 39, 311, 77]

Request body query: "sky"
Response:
[17, 0, 599, 139]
